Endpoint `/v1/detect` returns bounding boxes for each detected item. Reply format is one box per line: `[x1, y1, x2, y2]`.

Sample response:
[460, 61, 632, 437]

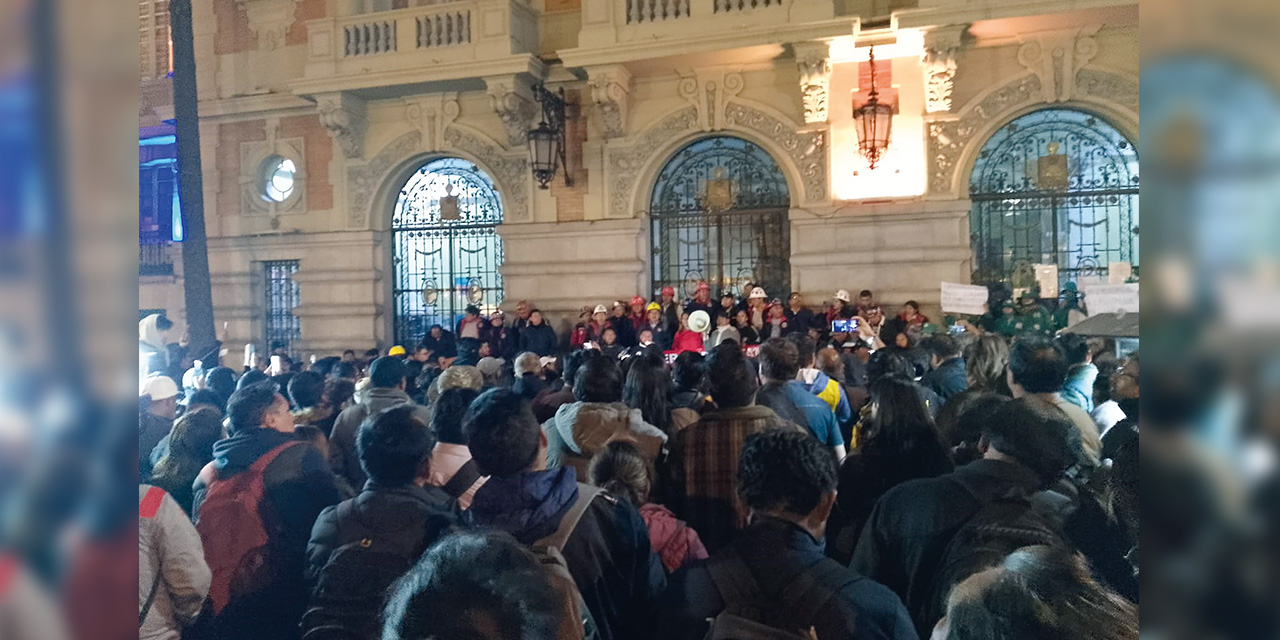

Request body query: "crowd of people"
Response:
[135, 283, 1140, 640]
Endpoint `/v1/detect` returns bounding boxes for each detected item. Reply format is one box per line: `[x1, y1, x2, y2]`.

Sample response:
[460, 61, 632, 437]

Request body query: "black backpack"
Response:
[924, 475, 1073, 630]
[301, 502, 437, 640]
[703, 550, 852, 640]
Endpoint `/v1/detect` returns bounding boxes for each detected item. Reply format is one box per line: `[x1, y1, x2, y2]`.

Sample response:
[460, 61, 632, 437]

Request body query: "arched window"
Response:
[969, 109, 1139, 290]
[392, 157, 503, 346]
[650, 136, 791, 298]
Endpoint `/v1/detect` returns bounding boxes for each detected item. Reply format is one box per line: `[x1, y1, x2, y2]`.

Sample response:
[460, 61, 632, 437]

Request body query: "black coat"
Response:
[849, 458, 1046, 638]
[658, 517, 916, 640]
[784, 307, 816, 335]
[305, 483, 469, 638]
[193, 428, 342, 640]
[920, 356, 968, 402]
[607, 315, 637, 348]
[518, 323, 558, 356]
[419, 330, 457, 359]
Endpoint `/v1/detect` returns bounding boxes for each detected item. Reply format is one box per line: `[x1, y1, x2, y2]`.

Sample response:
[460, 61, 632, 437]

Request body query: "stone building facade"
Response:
[140, 0, 1139, 355]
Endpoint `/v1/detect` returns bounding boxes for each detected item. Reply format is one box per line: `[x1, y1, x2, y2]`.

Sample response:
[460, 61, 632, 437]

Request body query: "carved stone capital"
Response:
[483, 75, 538, 149]
[677, 68, 744, 132]
[922, 25, 965, 113]
[404, 93, 460, 152]
[586, 65, 632, 140]
[1017, 25, 1101, 103]
[315, 92, 368, 160]
[236, 0, 298, 51]
[793, 41, 831, 124]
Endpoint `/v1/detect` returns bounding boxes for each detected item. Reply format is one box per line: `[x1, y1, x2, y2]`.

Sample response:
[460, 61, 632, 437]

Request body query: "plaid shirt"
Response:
[669, 405, 801, 553]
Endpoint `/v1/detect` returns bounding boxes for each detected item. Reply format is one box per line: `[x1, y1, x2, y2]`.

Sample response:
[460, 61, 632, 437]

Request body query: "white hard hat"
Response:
[749, 287, 767, 299]
[835, 289, 851, 303]
[687, 310, 711, 333]
[140, 375, 179, 400]
[593, 304, 608, 315]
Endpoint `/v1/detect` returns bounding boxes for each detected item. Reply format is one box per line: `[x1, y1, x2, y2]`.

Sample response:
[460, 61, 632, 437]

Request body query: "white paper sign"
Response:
[1034, 264, 1059, 299]
[941, 282, 989, 315]
[1108, 261, 1133, 284]
[1084, 283, 1140, 315]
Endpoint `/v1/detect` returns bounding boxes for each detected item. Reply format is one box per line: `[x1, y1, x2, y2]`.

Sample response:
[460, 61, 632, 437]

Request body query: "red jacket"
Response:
[639, 503, 708, 573]
[671, 330, 705, 353]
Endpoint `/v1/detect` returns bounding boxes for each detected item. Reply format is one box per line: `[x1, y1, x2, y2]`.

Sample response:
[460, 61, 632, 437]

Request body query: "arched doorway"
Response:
[969, 108, 1139, 290]
[392, 157, 504, 346]
[649, 136, 792, 298]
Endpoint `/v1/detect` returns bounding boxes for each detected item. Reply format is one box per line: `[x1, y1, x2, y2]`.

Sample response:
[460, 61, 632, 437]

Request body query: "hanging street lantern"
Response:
[853, 46, 893, 170]
[528, 84, 571, 189]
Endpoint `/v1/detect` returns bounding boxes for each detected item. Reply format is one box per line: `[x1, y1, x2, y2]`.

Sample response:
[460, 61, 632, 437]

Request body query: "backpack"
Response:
[195, 441, 304, 615]
[703, 550, 850, 640]
[531, 484, 606, 640]
[300, 500, 437, 640]
[441, 459, 482, 500]
[924, 475, 1071, 629]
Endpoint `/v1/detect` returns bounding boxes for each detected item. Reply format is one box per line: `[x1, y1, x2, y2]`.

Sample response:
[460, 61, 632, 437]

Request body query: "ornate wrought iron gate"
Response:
[969, 108, 1139, 289]
[649, 136, 791, 298]
[392, 157, 504, 346]
[263, 259, 301, 354]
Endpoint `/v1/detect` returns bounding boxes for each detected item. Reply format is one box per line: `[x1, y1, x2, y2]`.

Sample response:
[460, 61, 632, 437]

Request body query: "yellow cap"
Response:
[646, 302, 661, 312]
[388, 345, 407, 356]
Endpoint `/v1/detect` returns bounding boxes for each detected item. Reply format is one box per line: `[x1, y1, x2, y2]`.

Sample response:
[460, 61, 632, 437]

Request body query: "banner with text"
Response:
[1083, 283, 1140, 315]
[941, 282, 990, 316]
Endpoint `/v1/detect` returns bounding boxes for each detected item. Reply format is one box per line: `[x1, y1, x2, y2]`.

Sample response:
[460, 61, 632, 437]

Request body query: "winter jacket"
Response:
[658, 517, 916, 640]
[543, 401, 668, 478]
[328, 387, 431, 495]
[755, 381, 844, 450]
[737, 325, 760, 346]
[513, 372, 548, 401]
[784, 307, 816, 335]
[139, 486, 211, 640]
[139, 412, 173, 482]
[455, 316, 485, 341]
[921, 356, 968, 402]
[483, 323, 516, 358]
[707, 325, 741, 350]
[671, 330, 705, 353]
[668, 405, 802, 552]
[639, 503, 707, 573]
[850, 458, 1050, 638]
[304, 482, 468, 639]
[469, 468, 665, 640]
[798, 368, 854, 430]
[760, 317, 788, 340]
[192, 428, 342, 640]
[1061, 362, 1098, 413]
[608, 315, 637, 348]
[420, 330, 458, 359]
[640, 322, 672, 350]
[1048, 395, 1103, 466]
[684, 298, 716, 319]
[660, 301, 682, 335]
[518, 323, 558, 356]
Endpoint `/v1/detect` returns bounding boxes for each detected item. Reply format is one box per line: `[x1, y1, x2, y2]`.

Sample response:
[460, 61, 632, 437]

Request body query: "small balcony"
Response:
[293, 0, 540, 96]
[563, 0, 853, 66]
[140, 239, 175, 277]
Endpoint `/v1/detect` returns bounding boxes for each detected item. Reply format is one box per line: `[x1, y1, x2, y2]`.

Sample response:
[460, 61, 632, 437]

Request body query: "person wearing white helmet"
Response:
[829, 289, 855, 322]
[745, 286, 768, 331]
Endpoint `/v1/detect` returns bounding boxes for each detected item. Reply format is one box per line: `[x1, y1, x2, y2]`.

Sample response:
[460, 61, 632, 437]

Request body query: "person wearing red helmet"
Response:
[628, 295, 648, 334]
[659, 285, 680, 336]
[684, 281, 715, 319]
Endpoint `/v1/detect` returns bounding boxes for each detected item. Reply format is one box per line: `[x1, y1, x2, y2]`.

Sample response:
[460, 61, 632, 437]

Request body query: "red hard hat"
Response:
[662, 286, 675, 296]
[631, 295, 645, 306]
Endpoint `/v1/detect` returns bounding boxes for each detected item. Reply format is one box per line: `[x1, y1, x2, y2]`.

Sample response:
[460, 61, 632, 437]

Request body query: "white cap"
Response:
[835, 289, 851, 303]
[141, 375, 180, 401]
[749, 287, 767, 299]
[593, 304, 609, 315]
[687, 310, 711, 333]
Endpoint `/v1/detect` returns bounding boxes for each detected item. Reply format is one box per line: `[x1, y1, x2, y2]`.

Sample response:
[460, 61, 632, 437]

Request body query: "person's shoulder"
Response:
[877, 472, 953, 509]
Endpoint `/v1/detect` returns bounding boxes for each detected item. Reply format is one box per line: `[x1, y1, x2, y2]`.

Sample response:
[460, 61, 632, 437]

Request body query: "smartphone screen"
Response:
[831, 318, 859, 333]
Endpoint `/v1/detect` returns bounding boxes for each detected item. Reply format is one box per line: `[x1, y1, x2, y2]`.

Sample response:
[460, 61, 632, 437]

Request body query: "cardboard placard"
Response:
[1108, 261, 1133, 284]
[1034, 264, 1059, 298]
[941, 282, 989, 315]
[1083, 283, 1140, 315]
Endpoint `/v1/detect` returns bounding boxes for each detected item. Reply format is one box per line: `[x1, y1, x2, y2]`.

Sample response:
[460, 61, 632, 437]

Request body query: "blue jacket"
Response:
[1060, 363, 1098, 413]
[800, 369, 855, 430]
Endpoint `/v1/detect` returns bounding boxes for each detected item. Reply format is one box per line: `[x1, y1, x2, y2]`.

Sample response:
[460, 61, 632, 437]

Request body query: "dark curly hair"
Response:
[737, 429, 837, 517]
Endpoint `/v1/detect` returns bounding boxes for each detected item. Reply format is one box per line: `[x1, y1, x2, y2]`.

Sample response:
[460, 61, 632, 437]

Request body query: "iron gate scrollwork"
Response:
[263, 259, 301, 356]
[649, 136, 791, 299]
[393, 157, 504, 346]
[969, 108, 1139, 290]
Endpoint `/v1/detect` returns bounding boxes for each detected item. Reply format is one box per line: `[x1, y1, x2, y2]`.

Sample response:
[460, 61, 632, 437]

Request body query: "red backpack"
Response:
[196, 441, 303, 614]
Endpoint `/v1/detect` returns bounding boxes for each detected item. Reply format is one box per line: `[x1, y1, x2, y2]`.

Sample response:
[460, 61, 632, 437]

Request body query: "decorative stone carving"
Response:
[586, 65, 632, 140]
[677, 69, 744, 132]
[483, 75, 537, 149]
[1076, 68, 1139, 114]
[404, 93, 460, 151]
[921, 26, 965, 114]
[607, 107, 699, 217]
[723, 102, 827, 203]
[793, 41, 831, 124]
[444, 126, 531, 221]
[347, 131, 422, 228]
[316, 92, 368, 160]
[926, 74, 1041, 196]
[1016, 25, 1100, 103]
[237, 0, 297, 50]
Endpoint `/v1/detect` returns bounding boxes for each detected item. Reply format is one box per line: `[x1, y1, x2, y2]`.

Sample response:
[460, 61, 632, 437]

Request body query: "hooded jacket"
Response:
[1061, 362, 1098, 413]
[328, 387, 431, 495]
[192, 428, 341, 640]
[798, 368, 854, 429]
[469, 468, 665, 640]
[140, 487, 211, 640]
[543, 401, 667, 478]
